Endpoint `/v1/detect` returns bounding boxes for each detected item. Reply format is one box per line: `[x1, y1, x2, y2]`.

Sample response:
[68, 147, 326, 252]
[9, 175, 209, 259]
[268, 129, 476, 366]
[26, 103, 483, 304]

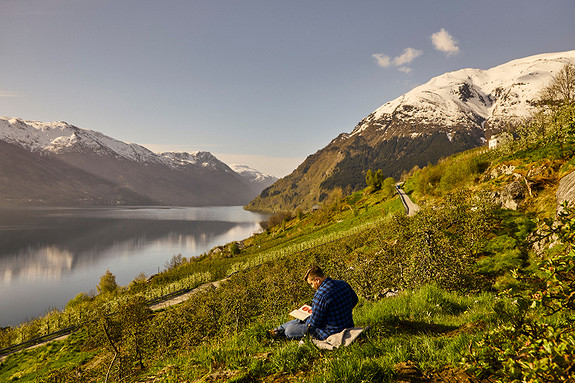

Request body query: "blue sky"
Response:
[1, 0, 574, 177]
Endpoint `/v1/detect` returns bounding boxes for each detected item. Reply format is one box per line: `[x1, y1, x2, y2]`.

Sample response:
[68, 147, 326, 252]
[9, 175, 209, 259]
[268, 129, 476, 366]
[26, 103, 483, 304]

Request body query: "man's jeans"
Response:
[275, 319, 308, 339]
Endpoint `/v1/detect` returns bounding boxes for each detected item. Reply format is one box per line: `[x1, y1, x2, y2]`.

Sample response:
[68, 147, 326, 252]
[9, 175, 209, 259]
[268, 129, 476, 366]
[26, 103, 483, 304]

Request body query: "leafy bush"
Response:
[128, 272, 148, 293]
[475, 210, 535, 289]
[265, 210, 293, 231]
[377, 192, 495, 291]
[66, 292, 94, 309]
[466, 205, 575, 382]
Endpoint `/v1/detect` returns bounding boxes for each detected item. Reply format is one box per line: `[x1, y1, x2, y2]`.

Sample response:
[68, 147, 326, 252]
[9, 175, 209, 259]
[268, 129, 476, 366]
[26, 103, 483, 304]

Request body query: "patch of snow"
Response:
[230, 164, 276, 183]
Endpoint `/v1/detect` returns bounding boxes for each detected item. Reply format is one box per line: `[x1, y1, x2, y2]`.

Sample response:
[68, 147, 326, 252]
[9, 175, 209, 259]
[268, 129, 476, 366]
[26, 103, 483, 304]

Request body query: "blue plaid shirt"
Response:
[306, 277, 358, 340]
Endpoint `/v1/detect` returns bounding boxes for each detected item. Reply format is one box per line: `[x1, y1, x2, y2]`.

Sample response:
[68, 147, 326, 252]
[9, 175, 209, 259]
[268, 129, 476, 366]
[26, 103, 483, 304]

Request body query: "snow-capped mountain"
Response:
[0, 117, 260, 207]
[229, 164, 278, 194]
[0, 118, 240, 172]
[160, 151, 236, 172]
[247, 50, 575, 212]
[349, 50, 575, 145]
[0, 117, 166, 164]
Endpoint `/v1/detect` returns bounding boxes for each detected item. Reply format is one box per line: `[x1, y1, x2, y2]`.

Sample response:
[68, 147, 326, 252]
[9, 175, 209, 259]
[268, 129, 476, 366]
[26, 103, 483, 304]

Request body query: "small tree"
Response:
[165, 254, 186, 270]
[385, 191, 494, 290]
[229, 242, 241, 255]
[265, 211, 292, 231]
[381, 177, 396, 199]
[97, 269, 118, 295]
[324, 187, 344, 210]
[515, 63, 575, 150]
[128, 272, 148, 293]
[117, 296, 152, 371]
[365, 169, 385, 193]
[538, 63, 575, 107]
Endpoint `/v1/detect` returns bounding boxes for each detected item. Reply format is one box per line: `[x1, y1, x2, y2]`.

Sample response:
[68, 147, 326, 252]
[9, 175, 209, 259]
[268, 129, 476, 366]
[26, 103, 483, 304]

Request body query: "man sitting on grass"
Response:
[270, 266, 358, 340]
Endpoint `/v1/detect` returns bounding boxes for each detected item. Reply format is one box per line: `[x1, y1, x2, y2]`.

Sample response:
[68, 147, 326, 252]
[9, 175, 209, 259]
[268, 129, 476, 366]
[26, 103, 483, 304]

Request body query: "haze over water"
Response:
[0, 206, 269, 327]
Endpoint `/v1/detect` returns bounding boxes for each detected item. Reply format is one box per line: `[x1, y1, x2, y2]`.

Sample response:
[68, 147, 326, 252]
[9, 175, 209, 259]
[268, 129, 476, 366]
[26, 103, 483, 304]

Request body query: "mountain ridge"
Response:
[0, 117, 267, 207]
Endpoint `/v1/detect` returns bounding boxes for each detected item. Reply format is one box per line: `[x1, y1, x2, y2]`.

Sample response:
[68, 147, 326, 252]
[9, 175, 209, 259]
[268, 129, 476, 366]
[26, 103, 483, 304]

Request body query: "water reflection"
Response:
[0, 207, 268, 326]
[1, 246, 75, 283]
[0, 219, 245, 283]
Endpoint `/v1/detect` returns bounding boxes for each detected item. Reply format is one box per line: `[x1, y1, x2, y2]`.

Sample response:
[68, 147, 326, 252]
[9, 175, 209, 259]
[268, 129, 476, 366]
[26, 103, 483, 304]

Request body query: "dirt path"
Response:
[149, 278, 228, 311]
[396, 184, 420, 216]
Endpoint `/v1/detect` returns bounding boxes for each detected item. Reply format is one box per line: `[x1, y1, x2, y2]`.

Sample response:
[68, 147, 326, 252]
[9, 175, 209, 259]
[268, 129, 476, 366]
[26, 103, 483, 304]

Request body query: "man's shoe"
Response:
[267, 329, 282, 339]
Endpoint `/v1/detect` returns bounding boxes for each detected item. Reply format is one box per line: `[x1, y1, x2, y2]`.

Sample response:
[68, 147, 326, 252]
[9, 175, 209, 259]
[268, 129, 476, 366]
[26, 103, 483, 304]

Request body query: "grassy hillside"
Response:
[2, 101, 575, 382]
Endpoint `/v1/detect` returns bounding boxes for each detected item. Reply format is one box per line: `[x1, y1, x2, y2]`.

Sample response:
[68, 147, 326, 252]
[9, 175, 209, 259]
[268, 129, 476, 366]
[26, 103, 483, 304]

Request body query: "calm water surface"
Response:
[0, 206, 270, 327]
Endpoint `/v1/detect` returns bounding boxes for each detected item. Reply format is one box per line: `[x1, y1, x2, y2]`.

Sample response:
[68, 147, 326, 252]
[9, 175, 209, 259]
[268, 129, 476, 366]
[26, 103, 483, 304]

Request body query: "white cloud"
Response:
[373, 48, 422, 73]
[431, 28, 460, 56]
[393, 48, 423, 66]
[372, 53, 392, 68]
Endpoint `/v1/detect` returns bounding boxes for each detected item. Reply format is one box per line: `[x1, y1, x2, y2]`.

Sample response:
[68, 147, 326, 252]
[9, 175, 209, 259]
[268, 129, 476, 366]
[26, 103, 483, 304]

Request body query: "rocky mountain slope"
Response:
[0, 117, 257, 207]
[246, 50, 575, 212]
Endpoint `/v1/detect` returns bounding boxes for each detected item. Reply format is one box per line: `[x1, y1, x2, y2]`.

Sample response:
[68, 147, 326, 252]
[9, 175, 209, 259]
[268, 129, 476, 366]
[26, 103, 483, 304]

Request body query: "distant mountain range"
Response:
[0, 117, 276, 207]
[246, 50, 575, 212]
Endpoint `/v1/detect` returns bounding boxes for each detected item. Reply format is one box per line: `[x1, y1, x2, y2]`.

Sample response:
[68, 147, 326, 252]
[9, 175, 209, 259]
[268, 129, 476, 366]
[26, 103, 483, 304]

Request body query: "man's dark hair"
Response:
[304, 266, 325, 282]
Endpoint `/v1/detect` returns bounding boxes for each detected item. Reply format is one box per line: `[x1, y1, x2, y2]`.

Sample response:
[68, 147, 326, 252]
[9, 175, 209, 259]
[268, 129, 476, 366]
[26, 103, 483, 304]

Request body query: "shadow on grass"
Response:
[385, 320, 459, 336]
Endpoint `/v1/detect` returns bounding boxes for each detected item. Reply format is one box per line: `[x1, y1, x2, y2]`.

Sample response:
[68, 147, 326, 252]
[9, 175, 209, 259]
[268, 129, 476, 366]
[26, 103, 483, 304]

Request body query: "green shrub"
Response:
[379, 192, 495, 291]
[66, 292, 94, 309]
[466, 205, 575, 382]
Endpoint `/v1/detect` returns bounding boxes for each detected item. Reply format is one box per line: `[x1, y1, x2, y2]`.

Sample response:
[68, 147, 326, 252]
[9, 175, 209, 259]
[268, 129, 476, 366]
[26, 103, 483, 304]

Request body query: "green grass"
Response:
[0, 285, 495, 382]
[0, 331, 96, 382]
[165, 286, 495, 383]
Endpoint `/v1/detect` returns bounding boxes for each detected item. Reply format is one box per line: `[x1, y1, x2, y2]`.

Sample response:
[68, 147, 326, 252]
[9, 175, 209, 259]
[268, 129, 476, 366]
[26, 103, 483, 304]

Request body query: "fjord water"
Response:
[0, 206, 269, 327]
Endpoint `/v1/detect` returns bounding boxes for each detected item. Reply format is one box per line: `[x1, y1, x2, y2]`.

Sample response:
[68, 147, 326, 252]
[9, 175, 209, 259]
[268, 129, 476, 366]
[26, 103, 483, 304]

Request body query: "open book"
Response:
[289, 304, 312, 321]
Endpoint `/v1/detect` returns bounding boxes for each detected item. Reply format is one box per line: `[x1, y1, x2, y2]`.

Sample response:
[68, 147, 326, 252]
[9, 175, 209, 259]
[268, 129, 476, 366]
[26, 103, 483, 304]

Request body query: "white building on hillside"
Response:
[488, 132, 513, 150]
